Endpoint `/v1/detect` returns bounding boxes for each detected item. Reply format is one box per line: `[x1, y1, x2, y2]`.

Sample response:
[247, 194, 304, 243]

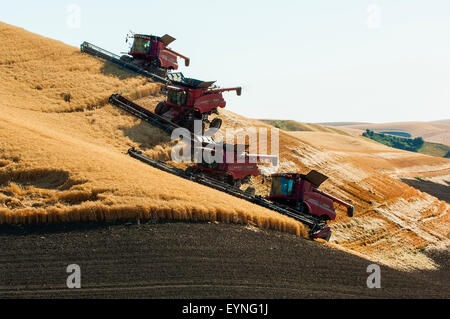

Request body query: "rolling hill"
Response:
[326, 121, 450, 146]
[264, 119, 450, 158]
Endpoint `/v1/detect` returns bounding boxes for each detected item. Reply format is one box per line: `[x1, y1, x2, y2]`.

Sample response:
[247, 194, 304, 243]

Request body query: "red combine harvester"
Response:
[126, 146, 350, 241]
[268, 170, 354, 223]
[155, 77, 242, 133]
[187, 145, 277, 187]
[108, 94, 272, 188]
[121, 33, 190, 74]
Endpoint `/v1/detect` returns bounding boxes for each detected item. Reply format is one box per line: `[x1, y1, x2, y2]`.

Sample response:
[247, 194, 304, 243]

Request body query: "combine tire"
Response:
[120, 55, 133, 63]
[210, 118, 222, 130]
[245, 187, 256, 196]
[152, 58, 161, 68]
[155, 102, 170, 116]
[185, 166, 198, 176]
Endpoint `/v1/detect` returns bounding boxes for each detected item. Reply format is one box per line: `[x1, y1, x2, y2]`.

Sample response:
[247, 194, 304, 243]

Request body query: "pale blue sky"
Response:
[1, 0, 449, 123]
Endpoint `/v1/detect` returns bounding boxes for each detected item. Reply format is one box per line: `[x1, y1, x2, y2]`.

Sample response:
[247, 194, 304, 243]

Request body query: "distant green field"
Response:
[363, 130, 450, 158]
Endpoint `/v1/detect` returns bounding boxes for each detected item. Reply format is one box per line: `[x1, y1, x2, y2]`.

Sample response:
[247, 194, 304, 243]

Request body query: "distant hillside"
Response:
[339, 121, 450, 146]
[431, 119, 450, 125]
[317, 122, 371, 127]
[419, 141, 450, 158]
[363, 130, 450, 158]
[259, 119, 351, 136]
[260, 119, 450, 158]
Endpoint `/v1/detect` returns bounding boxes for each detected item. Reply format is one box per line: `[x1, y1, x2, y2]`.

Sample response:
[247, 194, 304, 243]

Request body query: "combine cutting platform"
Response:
[81, 42, 169, 84]
[108, 94, 215, 144]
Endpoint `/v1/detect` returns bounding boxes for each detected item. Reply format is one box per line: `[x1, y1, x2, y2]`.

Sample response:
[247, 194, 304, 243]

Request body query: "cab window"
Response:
[168, 90, 187, 106]
[270, 177, 294, 196]
[133, 38, 152, 54]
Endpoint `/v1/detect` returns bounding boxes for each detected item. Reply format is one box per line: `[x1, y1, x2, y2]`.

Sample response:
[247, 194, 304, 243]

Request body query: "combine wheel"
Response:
[185, 166, 198, 176]
[244, 187, 256, 196]
[152, 58, 160, 68]
[242, 175, 252, 184]
[209, 118, 223, 130]
[155, 102, 170, 116]
[301, 203, 309, 214]
[120, 55, 133, 63]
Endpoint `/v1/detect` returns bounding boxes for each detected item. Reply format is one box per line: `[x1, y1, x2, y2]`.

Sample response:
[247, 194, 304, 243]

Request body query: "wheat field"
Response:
[1, 22, 449, 270]
[0, 22, 309, 237]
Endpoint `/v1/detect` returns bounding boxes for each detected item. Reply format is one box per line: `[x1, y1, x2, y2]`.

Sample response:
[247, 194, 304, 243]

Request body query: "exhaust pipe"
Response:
[164, 47, 190, 68]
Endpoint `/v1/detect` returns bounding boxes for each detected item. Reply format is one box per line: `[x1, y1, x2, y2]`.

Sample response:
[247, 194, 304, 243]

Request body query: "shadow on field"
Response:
[120, 121, 172, 149]
[100, 61, 139, 80]
[401, 178, 450, 203]
[0, 218, 191, 236]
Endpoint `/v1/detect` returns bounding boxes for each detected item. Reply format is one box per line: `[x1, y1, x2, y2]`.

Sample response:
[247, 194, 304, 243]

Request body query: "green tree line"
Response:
[363, 130, 424, 152]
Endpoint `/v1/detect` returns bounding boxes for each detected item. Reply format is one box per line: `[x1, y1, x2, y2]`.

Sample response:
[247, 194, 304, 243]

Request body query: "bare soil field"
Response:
[0, 221, 448, 299]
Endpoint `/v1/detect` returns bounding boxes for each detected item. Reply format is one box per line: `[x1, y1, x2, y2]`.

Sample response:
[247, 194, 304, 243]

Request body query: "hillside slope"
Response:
[1, 22, 449, 271]
[264, 119, 450, 158]
[341, 122, 450, 145]
[0, 22, 308, 237]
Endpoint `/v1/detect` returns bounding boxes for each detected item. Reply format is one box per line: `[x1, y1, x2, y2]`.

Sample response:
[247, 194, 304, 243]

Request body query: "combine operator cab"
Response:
[189, 145, 259, 186]
[122, 33, 190, 72]
[187, 144, 278, 187]
[155, 76, 242, 133]
[267, 170, 354, 221]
